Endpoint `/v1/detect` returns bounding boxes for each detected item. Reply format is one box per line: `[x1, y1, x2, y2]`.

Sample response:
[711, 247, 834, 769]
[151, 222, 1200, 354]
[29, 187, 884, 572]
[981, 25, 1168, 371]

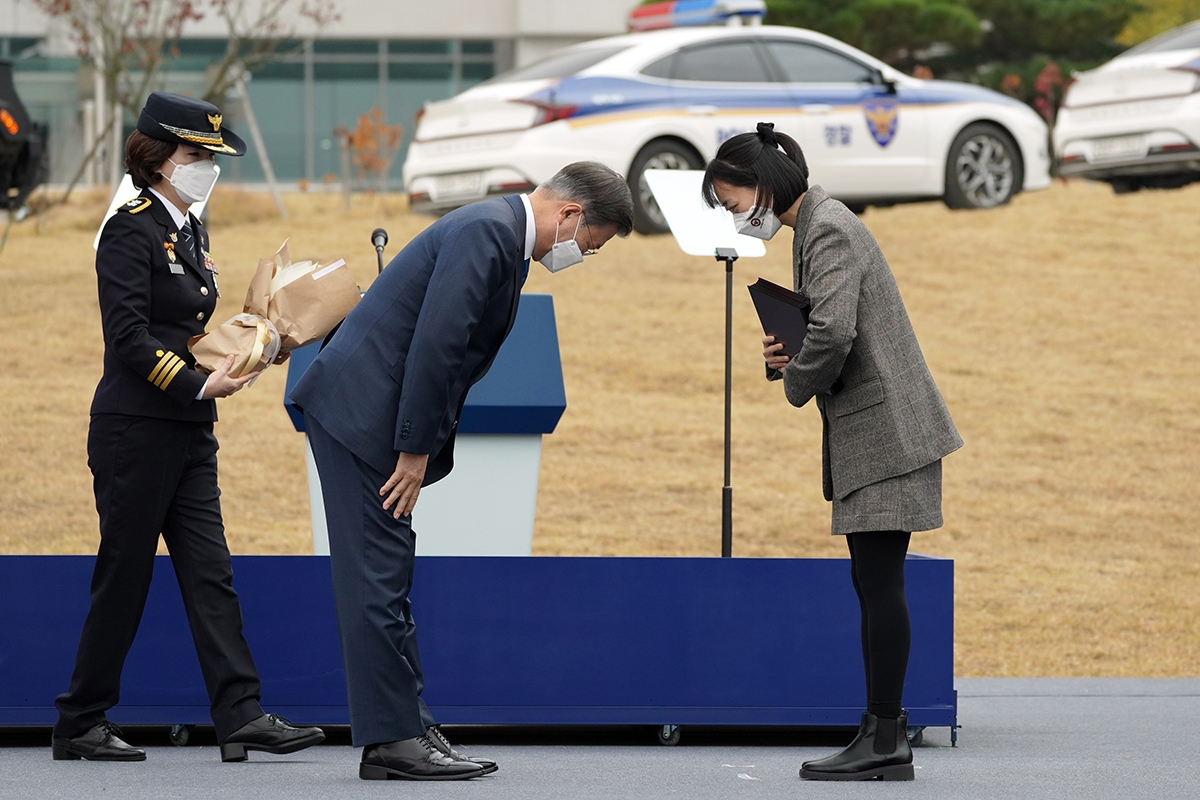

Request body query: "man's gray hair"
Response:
[541, 161, 635, 237]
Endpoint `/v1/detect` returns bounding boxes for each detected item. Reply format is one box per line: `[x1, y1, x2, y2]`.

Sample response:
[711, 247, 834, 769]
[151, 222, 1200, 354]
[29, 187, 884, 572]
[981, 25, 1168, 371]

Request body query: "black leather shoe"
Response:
[426, 725, 498, 774]
[219, 713, 325, 762]
[359, 735, 485, 781]
[52, 721, 146, 762]
[800, 711, 914, 781]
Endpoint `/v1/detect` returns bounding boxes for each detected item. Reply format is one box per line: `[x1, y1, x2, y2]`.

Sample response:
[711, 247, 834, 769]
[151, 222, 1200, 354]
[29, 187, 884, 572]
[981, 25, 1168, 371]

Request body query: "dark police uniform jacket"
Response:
[289, 195, 526, 486]
[91, 191, 219, 422]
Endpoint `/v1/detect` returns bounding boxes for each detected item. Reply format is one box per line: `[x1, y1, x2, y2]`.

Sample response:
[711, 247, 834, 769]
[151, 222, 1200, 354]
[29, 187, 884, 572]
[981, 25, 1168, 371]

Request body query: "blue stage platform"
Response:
[0, 554, 955, 737]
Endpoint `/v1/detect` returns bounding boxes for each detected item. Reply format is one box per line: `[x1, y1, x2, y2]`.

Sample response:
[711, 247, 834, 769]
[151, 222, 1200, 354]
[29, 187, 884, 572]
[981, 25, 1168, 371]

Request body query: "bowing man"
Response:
[289, 162, 634, 781]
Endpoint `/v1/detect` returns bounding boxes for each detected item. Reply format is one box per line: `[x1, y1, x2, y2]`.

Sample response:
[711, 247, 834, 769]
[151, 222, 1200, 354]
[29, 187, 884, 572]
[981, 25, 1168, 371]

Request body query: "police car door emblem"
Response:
[862, 101, 899, 148]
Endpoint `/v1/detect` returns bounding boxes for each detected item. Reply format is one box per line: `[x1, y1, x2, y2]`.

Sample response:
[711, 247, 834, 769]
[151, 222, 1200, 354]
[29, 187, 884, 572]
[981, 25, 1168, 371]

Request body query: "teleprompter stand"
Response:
[643, 169, 764, 555]
[715, 246, 737, 557]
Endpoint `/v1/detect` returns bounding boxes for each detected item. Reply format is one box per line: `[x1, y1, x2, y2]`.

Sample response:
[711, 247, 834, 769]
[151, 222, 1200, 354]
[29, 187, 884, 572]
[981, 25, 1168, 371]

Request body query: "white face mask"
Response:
[167, 157, 218, 205]
[732, 206, 783, 240]
[538, 213, 585, 273]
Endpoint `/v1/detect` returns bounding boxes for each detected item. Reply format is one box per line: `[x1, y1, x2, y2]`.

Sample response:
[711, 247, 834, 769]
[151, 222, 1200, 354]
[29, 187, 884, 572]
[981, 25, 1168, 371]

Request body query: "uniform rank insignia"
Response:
[862, 101, 899, 148]
[123, 197, 152, 214]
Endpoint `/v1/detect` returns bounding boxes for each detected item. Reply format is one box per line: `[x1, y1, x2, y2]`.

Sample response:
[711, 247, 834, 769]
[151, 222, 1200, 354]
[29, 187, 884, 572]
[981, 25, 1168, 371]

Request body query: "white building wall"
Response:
[0, 0, 635, 65]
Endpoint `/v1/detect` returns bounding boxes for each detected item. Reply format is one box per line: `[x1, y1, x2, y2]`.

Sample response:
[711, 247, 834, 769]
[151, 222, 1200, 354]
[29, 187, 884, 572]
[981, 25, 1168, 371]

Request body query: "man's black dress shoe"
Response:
[219, 713, 325, 762]
[799, 711, 914, 781]
[52, 721, 146, 762]
[426, 725, 498, 774]
[359, 735, 485, 781]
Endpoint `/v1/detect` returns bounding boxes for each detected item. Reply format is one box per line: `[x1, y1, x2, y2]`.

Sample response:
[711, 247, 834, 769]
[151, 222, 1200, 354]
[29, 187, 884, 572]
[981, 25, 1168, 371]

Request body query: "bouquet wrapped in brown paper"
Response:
[189, 240, 360, 378]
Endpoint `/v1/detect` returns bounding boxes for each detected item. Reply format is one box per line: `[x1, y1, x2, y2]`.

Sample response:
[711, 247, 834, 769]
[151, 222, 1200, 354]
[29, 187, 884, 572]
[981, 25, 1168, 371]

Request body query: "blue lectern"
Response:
[285, 293, 566, 556]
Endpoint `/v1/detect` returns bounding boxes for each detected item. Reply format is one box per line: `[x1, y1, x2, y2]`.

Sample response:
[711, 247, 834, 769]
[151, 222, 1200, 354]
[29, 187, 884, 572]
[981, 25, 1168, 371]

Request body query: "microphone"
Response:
[371, 228, 388, 274]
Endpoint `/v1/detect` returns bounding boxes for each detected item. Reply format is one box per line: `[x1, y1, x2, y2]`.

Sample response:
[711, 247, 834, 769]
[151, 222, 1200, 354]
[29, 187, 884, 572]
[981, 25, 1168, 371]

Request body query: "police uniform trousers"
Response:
[54, 414, 264, 741]
[305, 414, 436, 748]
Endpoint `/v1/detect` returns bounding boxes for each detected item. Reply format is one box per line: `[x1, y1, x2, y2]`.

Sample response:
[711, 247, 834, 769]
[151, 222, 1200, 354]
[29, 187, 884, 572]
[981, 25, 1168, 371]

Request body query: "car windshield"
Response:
[486, 45, 631, 84]
[1122, 22, 1200, 56]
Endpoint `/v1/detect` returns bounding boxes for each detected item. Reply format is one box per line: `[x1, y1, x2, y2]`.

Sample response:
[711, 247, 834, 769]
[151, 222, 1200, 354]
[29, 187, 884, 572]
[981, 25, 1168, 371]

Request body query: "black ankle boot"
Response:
[799, 711, 914, 781]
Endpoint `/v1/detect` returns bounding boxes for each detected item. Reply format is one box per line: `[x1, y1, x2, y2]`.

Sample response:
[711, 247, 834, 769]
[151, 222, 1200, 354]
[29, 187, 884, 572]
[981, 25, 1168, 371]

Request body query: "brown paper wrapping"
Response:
[188, 240, 360, 377]
[188, 314, 280, 378]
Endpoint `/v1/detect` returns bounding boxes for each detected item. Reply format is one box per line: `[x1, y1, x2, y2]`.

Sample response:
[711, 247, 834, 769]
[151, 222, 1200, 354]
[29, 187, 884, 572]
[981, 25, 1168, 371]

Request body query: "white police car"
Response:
[1054, 20, 1200, 193]
[403, 3, 1051, 233]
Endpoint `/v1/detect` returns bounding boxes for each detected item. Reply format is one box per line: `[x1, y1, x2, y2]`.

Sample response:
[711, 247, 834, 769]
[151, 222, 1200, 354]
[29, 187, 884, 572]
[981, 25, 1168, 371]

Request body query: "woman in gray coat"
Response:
[702, 123, 962, 782]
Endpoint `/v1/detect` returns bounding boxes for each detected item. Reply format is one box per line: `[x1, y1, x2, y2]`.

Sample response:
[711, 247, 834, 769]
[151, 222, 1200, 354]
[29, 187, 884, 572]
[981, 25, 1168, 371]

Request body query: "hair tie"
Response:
[756, 121, 778, 147]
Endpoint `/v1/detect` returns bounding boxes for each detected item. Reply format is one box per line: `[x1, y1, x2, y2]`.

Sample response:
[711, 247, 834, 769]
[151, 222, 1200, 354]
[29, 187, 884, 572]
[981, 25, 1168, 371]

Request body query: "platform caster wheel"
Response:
[169, 724, 192, 747]
[656, 724, 681, 746]
[906, 726, 925, 747]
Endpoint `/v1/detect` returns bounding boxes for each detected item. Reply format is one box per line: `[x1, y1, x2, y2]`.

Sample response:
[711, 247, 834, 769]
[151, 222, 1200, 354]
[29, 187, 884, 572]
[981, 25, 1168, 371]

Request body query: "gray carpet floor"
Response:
[3, 678, 1198, 800]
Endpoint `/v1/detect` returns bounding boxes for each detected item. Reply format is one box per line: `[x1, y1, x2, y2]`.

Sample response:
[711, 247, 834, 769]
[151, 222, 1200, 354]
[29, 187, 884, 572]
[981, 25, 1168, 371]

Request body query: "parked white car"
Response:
[1054, 20, 1200, 193]
[403, 25, 1052, 233]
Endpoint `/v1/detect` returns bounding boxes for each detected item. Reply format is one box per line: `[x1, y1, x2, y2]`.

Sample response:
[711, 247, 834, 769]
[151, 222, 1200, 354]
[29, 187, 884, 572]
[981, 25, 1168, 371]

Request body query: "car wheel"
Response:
[629, 140, 704, 234]
[943, 123, 1023, 209]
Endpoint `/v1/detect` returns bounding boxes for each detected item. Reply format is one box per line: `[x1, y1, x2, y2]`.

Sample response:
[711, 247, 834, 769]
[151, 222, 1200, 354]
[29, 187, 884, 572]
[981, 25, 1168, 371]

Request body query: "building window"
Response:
[235, 37, 501, 187]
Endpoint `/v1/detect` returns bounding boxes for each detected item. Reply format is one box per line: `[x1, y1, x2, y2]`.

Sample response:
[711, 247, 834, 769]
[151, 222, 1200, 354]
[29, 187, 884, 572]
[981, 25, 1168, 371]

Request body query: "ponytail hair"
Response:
[701, 122, 809, 217]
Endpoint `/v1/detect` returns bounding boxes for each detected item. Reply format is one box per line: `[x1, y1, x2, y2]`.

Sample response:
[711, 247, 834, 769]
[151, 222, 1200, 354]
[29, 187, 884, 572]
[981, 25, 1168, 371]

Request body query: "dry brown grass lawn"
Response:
[2, 181, 1198, 678]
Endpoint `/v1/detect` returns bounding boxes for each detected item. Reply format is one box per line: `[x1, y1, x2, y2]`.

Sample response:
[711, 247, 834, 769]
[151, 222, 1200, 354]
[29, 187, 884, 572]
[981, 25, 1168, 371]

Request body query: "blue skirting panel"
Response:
[0, 555, 954, 730]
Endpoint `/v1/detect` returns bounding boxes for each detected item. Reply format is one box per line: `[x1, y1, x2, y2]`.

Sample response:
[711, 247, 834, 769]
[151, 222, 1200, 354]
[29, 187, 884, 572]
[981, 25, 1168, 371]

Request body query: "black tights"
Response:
[846, 530, 911, 720]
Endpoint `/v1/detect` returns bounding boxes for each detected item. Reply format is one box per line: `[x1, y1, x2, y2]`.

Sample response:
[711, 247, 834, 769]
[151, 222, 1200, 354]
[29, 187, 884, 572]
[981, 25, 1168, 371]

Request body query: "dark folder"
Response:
[747, 278, 810, 358]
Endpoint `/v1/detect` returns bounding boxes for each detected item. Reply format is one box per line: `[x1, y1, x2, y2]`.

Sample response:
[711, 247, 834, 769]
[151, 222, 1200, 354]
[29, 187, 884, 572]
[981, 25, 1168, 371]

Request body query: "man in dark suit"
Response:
[290, 162, 633, 781]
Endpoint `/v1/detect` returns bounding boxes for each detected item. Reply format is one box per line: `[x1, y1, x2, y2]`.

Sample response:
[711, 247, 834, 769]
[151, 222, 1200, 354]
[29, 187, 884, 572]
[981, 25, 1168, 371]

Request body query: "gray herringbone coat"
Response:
[771, 185, 962, 502]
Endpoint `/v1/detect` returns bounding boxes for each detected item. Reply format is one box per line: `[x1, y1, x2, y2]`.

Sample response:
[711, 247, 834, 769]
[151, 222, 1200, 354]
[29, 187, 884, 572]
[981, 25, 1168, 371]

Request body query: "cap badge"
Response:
[207, 113, 222, 132]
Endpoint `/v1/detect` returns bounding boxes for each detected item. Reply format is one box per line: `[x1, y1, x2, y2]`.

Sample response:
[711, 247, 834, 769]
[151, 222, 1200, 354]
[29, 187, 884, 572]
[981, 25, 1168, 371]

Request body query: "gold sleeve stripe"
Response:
[148, 352, 177, 384]
[152, 356, 183, 389]
[157, 359, 187, 390]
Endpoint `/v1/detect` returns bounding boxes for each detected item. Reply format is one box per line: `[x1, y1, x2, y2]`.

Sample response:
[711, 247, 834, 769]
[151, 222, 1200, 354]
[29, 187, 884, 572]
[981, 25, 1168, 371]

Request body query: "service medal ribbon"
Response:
[203, 250, 216, 273]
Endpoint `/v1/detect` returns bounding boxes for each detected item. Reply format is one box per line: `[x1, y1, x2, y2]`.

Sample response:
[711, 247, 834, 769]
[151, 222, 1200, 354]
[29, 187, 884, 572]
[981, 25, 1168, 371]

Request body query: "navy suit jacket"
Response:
[289, 195, 526, 484]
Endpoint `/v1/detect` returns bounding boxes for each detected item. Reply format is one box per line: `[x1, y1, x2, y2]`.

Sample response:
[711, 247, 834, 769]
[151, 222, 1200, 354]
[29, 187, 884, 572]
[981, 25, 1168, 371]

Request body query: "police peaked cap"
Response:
[136, 91, 246, 156]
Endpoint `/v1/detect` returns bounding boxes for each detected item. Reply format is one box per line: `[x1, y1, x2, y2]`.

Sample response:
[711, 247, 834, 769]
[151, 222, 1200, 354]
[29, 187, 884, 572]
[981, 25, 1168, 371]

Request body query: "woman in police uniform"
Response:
[52, 92, 323, 763]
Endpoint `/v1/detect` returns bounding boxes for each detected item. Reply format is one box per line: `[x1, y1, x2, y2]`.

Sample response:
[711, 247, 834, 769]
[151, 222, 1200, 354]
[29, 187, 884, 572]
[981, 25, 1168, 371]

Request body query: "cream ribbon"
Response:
[228, 313, 281, 378]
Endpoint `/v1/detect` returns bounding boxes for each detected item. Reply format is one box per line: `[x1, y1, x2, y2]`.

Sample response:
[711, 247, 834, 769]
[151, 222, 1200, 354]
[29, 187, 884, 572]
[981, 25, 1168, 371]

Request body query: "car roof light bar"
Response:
[628, 0, 766, 32]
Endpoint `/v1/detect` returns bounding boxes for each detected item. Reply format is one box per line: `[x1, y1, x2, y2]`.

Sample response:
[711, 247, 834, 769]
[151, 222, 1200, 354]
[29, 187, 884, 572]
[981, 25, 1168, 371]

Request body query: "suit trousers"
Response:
[305, 414, 435, 747]
[54, 415, 263, 741]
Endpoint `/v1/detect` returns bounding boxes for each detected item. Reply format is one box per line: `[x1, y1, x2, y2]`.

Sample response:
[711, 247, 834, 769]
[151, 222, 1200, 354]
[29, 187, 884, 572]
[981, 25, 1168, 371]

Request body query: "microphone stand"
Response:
[371, 228, 388, 274]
